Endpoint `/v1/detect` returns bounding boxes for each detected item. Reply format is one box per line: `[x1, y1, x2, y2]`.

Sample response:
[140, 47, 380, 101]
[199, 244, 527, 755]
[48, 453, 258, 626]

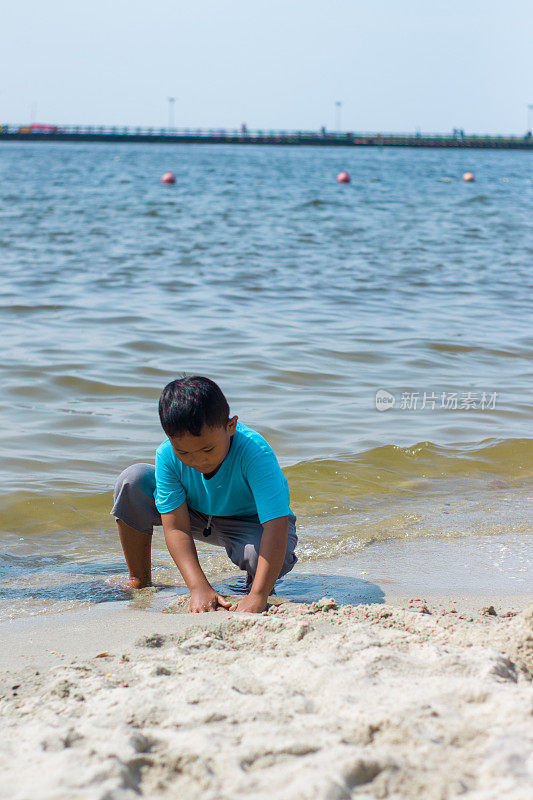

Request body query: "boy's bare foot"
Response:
[115, 577, 153, 590]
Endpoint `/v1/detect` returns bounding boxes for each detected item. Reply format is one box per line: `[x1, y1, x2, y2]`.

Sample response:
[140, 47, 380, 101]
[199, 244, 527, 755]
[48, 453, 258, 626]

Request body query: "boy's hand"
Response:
[189, 586, 232, 613]
[229, 591, 268, 613]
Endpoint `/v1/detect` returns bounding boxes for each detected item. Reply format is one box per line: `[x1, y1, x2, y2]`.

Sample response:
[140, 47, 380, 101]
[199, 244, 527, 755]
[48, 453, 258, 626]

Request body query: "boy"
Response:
[111, 375, 297, 613]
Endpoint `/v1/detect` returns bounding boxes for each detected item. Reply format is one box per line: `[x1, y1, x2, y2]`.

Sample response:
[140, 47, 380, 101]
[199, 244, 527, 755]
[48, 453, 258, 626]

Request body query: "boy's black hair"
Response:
[159, 375, 230, 438]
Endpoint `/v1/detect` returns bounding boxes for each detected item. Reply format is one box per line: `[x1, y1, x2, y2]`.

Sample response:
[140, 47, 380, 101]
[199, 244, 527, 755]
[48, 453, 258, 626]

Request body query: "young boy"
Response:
[111, 375, 297, 613]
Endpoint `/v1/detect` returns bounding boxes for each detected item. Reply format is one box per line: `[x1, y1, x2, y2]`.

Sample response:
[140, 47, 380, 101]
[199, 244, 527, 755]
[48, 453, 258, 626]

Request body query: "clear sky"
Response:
[1, 0, 531, 134]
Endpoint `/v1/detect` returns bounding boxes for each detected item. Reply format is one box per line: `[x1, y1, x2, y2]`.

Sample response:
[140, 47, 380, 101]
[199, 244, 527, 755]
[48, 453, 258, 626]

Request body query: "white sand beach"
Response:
[1, 591, 532, 800]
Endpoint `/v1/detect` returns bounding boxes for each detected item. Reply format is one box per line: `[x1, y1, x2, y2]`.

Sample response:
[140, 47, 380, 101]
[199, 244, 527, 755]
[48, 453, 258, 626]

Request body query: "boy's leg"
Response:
[117, 522, 153, 588]
[111, 465, 221, 588]
[111, 463, 162, 588]
[212, 514, 298, 584]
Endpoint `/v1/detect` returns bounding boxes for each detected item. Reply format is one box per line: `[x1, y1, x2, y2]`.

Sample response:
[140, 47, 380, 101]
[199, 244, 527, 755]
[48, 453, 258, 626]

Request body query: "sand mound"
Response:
[1, 601, 532, 799]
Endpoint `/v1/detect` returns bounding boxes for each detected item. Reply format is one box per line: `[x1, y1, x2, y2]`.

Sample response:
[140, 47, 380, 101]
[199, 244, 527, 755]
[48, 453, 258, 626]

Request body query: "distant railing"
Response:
[1, 124, 531, 139]
[1, 124, 532, 147]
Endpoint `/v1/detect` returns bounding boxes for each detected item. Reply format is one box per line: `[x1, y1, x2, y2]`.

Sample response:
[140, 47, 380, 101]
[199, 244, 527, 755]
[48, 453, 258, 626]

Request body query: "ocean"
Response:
[0, 141, 531, 619]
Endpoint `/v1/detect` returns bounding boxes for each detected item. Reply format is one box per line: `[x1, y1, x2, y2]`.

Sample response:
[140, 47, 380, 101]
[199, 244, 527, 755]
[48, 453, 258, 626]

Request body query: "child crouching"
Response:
[112, 375, 297, 613]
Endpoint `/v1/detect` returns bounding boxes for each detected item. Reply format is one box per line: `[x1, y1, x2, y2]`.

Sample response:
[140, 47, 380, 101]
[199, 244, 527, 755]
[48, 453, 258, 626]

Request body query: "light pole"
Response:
[527, 104, 533, 135]
[335, 101, 342, 132]
[167, 97, 176, 130]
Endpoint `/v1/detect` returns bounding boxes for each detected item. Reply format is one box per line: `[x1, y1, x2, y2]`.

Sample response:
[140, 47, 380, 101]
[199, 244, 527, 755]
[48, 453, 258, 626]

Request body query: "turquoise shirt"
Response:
[154, 420, 292, 524]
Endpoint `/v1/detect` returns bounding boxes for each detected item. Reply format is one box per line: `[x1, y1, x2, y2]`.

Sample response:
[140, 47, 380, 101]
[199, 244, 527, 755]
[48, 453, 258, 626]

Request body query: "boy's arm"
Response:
[161, 503, 231, 613]
[230, 515, 288, 613]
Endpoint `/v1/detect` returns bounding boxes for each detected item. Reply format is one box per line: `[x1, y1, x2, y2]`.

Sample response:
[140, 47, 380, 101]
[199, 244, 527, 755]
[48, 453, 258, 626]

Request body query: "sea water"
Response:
[0, 142, 531, 619]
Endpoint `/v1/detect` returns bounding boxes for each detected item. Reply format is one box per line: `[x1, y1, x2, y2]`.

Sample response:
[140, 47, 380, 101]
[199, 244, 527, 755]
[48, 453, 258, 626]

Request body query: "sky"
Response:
[1, 0, 532, 134]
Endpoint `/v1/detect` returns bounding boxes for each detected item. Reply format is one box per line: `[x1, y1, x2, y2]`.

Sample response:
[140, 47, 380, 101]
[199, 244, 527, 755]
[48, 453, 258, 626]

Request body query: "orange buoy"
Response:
[161, 171, 176, 185]
[462, 172, 475, 182]
[337, 171, 351, 183]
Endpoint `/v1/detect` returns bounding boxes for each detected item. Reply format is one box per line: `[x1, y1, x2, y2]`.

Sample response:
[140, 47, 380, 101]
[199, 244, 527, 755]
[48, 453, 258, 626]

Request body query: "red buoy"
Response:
[462, 172, 475, 182]
[337, 171, 351, 183]
[161, 171, 176, 185]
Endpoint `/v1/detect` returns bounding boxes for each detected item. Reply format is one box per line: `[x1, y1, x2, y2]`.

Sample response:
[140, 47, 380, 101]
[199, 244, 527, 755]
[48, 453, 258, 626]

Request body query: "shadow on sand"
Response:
[217, 573, 385, 606]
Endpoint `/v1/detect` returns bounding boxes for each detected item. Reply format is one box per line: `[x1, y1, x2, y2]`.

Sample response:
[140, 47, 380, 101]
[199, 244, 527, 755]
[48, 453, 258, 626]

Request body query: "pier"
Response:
[1, 125, 532, 149]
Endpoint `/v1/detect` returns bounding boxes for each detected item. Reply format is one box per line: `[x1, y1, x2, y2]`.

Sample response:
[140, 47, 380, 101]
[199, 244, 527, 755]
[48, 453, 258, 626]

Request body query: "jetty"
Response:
[1, 125, 532, 149]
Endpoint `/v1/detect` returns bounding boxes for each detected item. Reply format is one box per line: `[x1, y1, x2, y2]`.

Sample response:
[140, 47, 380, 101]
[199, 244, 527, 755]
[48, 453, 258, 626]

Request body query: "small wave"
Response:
[0, 576, 128, 606]
[2, 304, 66, 314]
[0, 490, 111, 537]
[459, 194, 491, 204]
[286, 437, 533, 510]
[0, 552, 70, 580]
[295, 199, 342, 210]
[427, 342, 532, 359]
[0, 438, 530, 538]
[50, 375, 158, 397]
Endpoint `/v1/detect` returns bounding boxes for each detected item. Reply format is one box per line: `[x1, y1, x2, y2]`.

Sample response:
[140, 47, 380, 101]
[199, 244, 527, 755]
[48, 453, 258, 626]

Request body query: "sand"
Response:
[1, 593, 532, 800]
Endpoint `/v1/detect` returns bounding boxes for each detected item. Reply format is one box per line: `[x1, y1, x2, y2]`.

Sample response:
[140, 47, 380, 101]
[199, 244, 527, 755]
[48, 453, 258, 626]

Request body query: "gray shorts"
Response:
[111, 463, 298, 578]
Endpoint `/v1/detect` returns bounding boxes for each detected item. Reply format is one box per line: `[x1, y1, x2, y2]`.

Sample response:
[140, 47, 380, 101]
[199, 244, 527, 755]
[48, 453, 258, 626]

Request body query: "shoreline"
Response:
[1, 531, 530, 635]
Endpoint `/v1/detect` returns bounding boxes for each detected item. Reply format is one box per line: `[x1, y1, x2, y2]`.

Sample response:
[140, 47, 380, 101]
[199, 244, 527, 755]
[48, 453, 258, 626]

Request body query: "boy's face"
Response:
[169, 416, 238, 475]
